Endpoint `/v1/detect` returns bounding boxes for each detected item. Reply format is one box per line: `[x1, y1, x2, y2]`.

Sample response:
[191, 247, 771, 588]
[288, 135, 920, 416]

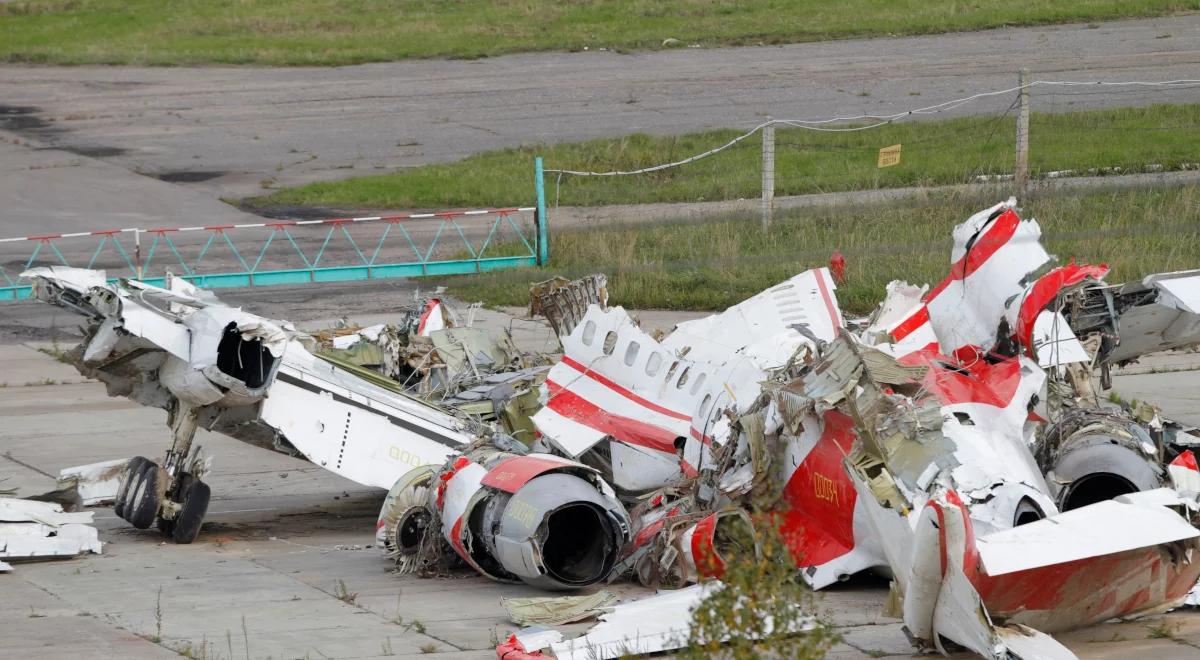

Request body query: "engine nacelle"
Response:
[378, 451, 630, 590]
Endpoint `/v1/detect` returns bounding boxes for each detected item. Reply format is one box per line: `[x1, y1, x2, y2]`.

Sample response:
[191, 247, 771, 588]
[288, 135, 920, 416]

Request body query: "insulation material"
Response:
[501, 591, 617, 626]
[530, 273, 609, 338]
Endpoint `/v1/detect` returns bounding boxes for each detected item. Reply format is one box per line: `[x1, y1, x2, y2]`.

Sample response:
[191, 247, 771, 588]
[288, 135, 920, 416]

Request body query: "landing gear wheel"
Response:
[126, 461, 161, 530]
[171, 478, 210, 544]
[113, 456, 150, 520]
[157, 472, 192, 538]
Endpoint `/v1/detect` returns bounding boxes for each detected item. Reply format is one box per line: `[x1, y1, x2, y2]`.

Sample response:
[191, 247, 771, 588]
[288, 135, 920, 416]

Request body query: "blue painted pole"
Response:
[534, 156, 548, 265]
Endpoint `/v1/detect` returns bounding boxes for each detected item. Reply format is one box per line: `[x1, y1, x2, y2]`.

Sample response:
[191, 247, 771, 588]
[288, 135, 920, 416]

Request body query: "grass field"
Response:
[441, 185, 1200, 314]
[254, 104, 1200, 210]
[0, 1, 1196, 65]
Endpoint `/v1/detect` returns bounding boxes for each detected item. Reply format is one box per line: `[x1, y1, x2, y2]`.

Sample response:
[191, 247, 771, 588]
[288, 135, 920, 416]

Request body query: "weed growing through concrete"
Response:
[241, 615, 250, 660]
[419, 643, 438, 654]
[334, 579, 358, 605]
[1149, 620, 1181, 639]
[154, 586, 163, 643]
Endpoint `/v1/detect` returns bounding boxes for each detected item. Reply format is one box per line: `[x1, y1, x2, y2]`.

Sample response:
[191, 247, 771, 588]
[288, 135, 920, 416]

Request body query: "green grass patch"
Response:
[0, 1, 1196, 65]
[441, 185, 1200, 314]
[255, 103, 1200, 209]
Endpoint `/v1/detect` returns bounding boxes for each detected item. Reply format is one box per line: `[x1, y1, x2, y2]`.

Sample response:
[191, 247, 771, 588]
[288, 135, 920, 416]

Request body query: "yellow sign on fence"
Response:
[877, 144, 902, 168]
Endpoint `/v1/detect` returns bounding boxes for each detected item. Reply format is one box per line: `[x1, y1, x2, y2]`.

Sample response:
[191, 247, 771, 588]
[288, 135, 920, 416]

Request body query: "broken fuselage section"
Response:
[23, 267, 474, 543]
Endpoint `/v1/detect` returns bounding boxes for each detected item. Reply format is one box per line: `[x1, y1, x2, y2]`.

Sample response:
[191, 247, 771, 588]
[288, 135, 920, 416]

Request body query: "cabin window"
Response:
[645, 352, 662, 376]
[624, 341, 640, 366]
[676, 367, 690, 389]
[665, 361, 680, 382]
[581, 321, 596, 346]
[689, 373, 707, 396]
[602, 331, 618, 356]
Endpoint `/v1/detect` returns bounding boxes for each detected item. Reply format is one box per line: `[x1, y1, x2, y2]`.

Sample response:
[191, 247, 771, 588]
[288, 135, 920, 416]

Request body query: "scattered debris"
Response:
[22, 267, 475, 545]
[18, 201, 1200, 659]
[502, 591, 617, 626]
[57, 458, 127, 506]
[0, 497, 102, 567]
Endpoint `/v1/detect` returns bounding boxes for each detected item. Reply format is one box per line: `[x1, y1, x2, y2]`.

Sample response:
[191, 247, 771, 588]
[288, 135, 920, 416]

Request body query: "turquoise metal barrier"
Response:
[1, 204, 543, 302]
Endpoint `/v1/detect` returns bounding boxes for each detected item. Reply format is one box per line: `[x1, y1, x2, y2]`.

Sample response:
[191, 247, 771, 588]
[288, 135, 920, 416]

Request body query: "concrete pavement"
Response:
[1, 15, 1198, 204]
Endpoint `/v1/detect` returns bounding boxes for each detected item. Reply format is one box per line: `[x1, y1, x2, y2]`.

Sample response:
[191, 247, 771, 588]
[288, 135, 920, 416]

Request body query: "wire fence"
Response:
[539, 78, 1200, 216]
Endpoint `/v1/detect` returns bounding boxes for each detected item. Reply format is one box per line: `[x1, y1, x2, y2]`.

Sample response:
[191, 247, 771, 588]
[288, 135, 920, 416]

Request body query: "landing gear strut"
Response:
[113, 402, 212, 543]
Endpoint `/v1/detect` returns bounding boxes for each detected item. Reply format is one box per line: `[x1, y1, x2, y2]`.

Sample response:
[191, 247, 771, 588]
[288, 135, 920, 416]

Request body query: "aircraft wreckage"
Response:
[16, 198, 1200, 658]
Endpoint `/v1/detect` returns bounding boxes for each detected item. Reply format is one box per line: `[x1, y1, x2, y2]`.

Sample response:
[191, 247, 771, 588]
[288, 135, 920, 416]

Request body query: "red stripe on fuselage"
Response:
[559, 355, 691, 421]
[925, 209, 1020, 302]
[545, 380, 680, 454]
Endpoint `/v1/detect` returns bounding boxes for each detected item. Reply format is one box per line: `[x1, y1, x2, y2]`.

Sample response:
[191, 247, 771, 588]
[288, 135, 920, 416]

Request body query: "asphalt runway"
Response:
[0, 14, 1198, 205]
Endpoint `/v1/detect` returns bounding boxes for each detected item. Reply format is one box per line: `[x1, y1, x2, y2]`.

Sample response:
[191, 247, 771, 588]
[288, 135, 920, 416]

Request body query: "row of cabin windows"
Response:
[579, 320, 717, 420]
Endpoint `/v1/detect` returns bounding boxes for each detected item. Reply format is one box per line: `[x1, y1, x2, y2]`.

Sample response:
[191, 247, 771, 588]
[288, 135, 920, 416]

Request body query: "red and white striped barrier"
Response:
[0, 207, 537, 244]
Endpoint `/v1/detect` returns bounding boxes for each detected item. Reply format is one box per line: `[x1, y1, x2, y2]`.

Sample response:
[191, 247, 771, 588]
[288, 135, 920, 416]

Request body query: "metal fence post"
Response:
[534, 156, 548, 265]
[761, 116, 775, 232]
[134, 228, 143, 279]
[1015, 69, 1031, 197]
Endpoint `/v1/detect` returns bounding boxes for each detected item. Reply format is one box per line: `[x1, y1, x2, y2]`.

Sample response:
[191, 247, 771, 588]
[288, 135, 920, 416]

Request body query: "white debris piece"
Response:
[0, 498, 102, 564]
[551, 584, 716, 660]
[512, 627, 564, 652]
[550, 583, 817, 660]
[58, 458, 128, 506]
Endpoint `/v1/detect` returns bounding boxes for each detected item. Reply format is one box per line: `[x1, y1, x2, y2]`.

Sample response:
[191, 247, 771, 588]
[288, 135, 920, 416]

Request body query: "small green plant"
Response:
[677, 512, 838, 659]
[175, 637, 217, 660]
[29, 606, 45, 618]
[418, 643, 438, 654]
[153, 586, 164, 643]
[1148, 620, 1179, 639]
[380, 637, 394, 656]
[334, 579, 358, 605]
[241, 615, 250, 660]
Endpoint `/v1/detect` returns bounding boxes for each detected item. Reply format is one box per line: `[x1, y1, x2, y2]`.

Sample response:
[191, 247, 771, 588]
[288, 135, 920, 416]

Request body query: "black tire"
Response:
[171, 479, 211, 544]
[126, 461, 161, 530]
[113, 456, 150, 520]
[157, 473, 193, 537]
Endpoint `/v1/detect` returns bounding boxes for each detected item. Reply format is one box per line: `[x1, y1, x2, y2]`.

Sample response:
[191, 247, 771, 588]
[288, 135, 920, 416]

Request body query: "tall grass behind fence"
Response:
[446, 185, 1200, 314]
